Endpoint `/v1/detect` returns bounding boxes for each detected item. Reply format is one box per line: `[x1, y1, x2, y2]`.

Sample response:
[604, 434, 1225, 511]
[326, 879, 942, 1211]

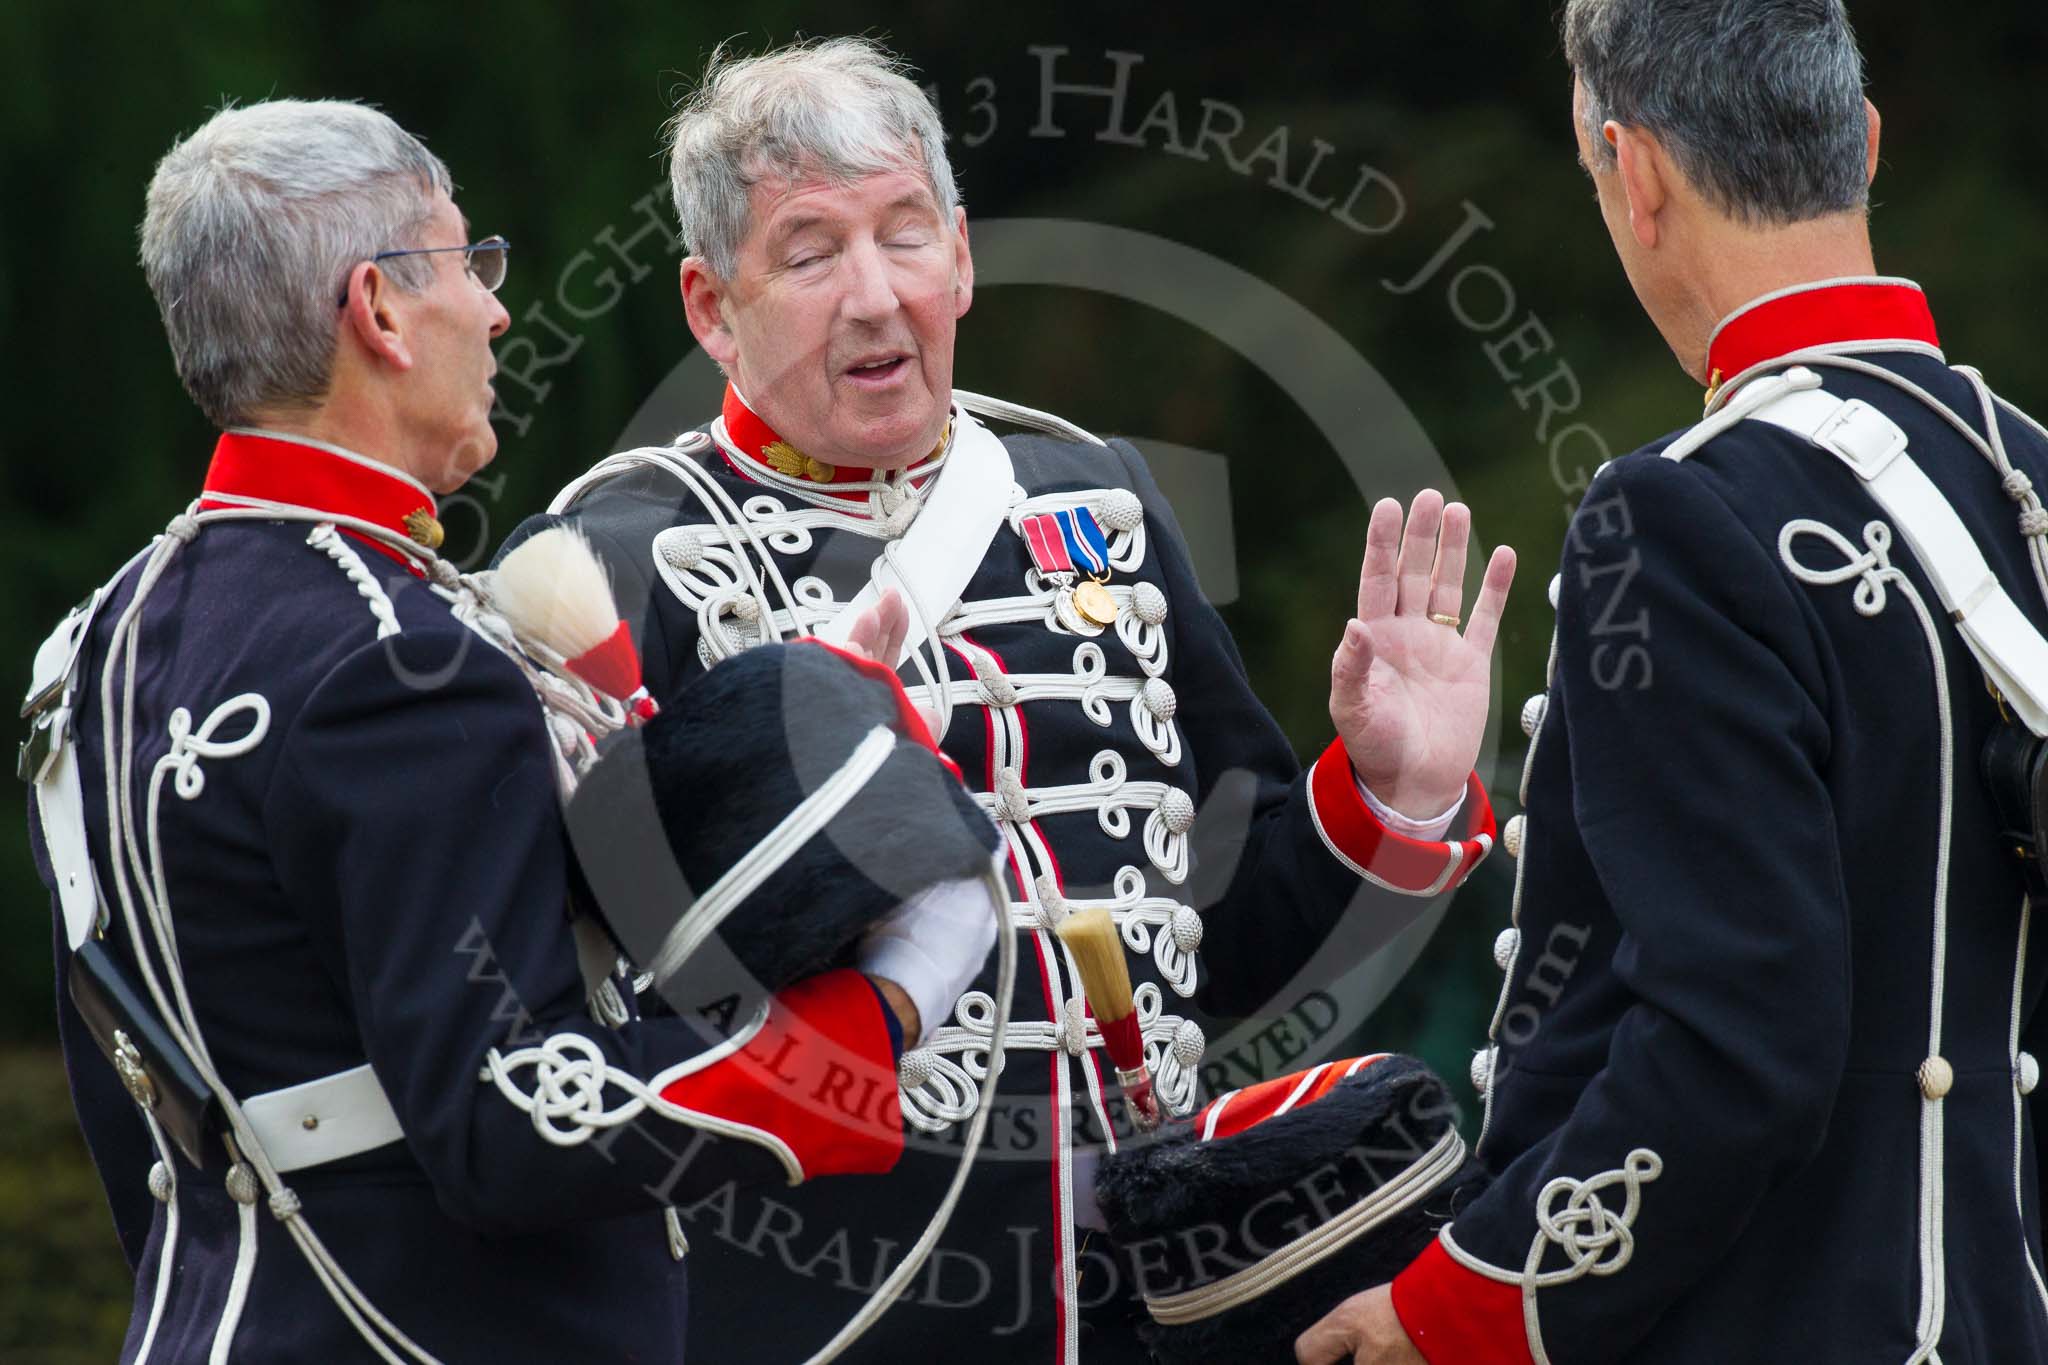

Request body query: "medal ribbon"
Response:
[1055, 507, 1111, 578]
[1021, 513, 1076, 575]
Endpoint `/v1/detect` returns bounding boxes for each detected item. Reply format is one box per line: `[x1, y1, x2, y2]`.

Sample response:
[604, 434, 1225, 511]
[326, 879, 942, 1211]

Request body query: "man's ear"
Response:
[681, 257, 739, 367]
[1865, 97, 1883, 187]
[340, 262, 413, 371]
[1610, 122, 1667, 251]
[950, 205, 974, 319]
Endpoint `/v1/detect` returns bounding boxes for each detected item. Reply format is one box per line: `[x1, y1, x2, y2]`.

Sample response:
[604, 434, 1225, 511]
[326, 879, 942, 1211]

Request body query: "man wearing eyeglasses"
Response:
[331, 227, 512, 501]
[24, 98, 930, 1362]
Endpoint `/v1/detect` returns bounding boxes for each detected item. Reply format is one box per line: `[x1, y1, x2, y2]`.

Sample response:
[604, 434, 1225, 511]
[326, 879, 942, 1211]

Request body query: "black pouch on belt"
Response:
[68, 937, 223, 1169]
[1985, 721, 2048, 902]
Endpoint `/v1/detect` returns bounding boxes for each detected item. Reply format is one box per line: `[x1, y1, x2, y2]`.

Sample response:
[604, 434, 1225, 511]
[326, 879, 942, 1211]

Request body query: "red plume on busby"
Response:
[1093, 1054, 1488, 1364]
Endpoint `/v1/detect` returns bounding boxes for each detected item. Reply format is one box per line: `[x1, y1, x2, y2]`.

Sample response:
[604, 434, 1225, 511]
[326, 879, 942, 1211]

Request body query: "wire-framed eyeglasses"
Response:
[336, 236, 510, 307]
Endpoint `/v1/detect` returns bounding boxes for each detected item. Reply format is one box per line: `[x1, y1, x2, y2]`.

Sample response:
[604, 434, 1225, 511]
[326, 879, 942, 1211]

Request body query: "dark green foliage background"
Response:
[4, 2, 2042, 1357]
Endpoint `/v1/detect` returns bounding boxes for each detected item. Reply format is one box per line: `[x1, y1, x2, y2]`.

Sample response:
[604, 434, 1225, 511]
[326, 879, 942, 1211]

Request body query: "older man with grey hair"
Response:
[1298, 2, 2048, 1362]
[28, 97, 936, 1362]
[512, 34, 1520, 1365]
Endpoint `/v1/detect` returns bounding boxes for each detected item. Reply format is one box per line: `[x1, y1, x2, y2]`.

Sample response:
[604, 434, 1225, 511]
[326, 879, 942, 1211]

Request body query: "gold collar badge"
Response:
[403, 507, 445, 550]
[762, 440, 838, 484]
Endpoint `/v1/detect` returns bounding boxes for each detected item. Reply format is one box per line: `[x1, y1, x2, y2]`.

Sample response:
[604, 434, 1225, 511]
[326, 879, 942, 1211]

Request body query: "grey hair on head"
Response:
[666, 35, 960, 280]
[1563, 0, 1870, 225]
[140, 98, 453, 429]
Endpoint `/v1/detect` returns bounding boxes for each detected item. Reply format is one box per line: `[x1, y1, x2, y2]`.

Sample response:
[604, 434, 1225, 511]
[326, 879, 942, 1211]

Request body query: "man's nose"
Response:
[839, 237, 899, 323]
[486, 290, 511, 339]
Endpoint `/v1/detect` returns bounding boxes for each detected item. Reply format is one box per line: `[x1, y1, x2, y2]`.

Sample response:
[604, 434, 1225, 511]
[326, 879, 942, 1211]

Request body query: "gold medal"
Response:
[1073, 577, 1119, 627]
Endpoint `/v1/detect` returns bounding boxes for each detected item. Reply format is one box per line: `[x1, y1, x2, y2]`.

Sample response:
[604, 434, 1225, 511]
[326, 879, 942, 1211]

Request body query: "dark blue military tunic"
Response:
[29, 431, 904, 1362]
[510, 388, 1496, 1363]
[1390, 280, 2048, 1363]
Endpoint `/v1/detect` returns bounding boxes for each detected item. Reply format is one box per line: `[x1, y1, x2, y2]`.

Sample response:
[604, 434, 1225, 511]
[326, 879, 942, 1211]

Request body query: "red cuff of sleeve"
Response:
[1306, 738, 1496, 895]
[656, 968, 904, 1182]
[1391, 1236, 1534, 1365]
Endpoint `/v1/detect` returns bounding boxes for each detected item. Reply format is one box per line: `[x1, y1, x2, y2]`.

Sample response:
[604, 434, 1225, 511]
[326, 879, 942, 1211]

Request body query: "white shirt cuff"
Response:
[1353, 771, 1465, 841]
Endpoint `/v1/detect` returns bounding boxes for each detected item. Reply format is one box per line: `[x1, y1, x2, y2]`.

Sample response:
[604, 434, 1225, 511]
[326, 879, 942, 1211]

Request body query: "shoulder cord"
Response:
[306, 524, 401, 639]
[953, 389, 1108, 447]
[98, 504, 445, 1363]
[1759, 350, 2048, 614]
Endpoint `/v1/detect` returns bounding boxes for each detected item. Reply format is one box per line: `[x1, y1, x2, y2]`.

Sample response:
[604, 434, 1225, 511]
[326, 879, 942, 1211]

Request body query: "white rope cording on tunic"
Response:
[561, 439, 964, 742]
[1522, 1150, 1663, 1287]
[306, 524, 400, 639]
[99, 504, 447, 1364]
[94, 503, 639, 1363]
[1776, 489, 1959, 1361]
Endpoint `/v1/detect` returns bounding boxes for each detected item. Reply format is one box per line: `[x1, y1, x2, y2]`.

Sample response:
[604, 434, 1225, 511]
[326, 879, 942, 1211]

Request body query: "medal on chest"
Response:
[1022, 506, 1119, 633]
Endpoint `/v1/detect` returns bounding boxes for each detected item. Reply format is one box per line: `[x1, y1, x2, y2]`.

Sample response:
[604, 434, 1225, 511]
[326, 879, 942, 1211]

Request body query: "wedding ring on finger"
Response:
[1428, 612, 1461, 629]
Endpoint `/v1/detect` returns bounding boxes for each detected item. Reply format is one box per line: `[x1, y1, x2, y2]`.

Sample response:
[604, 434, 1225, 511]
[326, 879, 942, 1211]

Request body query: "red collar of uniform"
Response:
[720, 387, 874, 503]
[199, 430, 438, 574]
[1705, 277, 1941, 402]
[717, 385, 948, 506]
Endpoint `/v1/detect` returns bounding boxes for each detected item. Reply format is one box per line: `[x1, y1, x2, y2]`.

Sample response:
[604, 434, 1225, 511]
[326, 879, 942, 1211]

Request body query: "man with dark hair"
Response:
[1299, 2, 2048, 1361]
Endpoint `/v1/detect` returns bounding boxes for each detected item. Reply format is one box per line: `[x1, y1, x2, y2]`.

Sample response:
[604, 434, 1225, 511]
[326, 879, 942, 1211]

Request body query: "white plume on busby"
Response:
[490, 525, 659, 722]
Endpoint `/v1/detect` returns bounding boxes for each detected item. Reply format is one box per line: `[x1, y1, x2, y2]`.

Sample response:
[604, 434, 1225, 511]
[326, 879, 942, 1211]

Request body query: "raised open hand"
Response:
[1330, 490, 1516, 821]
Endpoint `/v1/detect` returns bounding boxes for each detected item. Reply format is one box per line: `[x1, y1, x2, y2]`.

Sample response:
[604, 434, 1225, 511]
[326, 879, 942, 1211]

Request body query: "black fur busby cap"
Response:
[1094, 1054, 1488, 1365]
[566, 640, 1000, 1021]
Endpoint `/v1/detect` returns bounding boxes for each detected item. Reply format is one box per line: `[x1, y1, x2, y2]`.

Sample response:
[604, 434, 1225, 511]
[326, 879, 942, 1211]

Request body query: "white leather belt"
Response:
[241, 1064, 406, 1172]
[1687, 368, 2048, 738]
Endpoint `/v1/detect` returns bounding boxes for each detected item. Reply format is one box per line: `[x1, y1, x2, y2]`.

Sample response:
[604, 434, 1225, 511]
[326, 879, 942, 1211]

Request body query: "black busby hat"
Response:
[1094, 1053, 1488, 1365]
[566, 639, 1000, 1018]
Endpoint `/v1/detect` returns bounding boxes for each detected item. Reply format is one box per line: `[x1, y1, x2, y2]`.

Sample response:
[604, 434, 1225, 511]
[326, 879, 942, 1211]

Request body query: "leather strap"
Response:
[25, 584, 118, 950]
[812, 407, 1017, 668]
[240, 1063, 406, 1173]
[36, 728, 101, 950]
[1681, 370, 2048, 737]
